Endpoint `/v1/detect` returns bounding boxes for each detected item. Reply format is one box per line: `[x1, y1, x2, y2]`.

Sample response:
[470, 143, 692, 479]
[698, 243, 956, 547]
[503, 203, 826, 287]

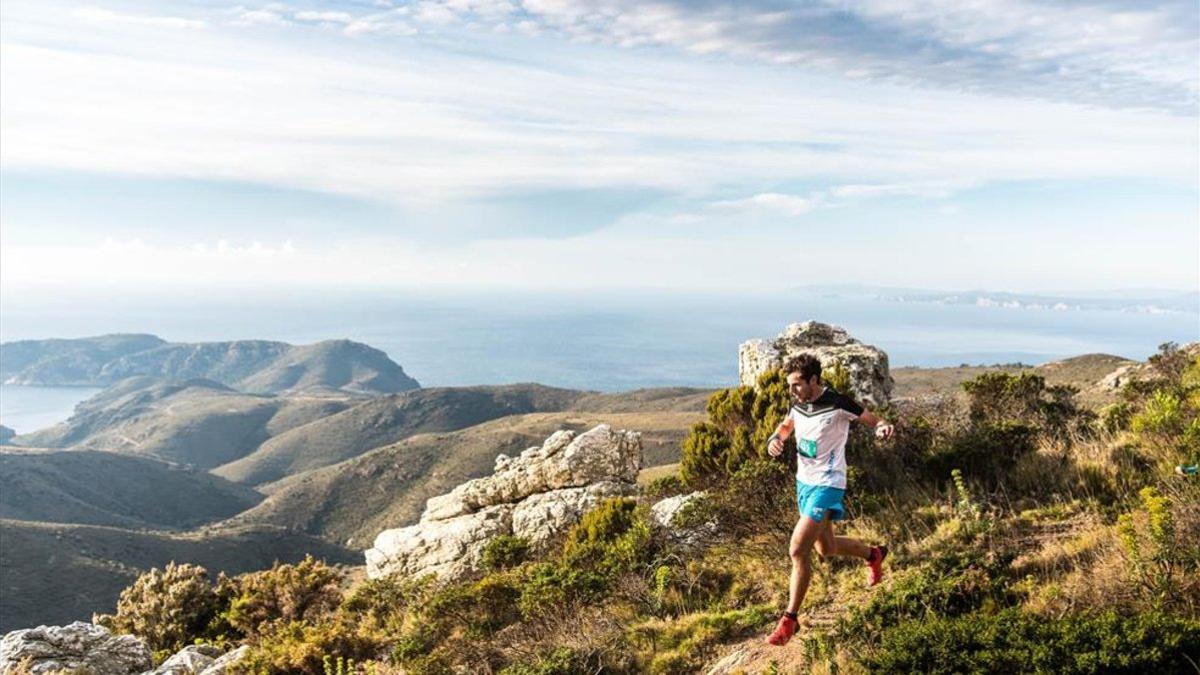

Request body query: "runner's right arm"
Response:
[767, 416, 794, 457]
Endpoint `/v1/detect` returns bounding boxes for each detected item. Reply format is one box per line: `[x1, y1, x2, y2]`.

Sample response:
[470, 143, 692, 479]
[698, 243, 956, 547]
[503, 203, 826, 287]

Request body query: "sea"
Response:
[2, 289, 1197, 435]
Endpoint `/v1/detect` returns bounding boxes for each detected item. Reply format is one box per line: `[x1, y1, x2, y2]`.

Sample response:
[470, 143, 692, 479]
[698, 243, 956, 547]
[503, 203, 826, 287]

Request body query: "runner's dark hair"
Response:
[783, 354, 822, 381]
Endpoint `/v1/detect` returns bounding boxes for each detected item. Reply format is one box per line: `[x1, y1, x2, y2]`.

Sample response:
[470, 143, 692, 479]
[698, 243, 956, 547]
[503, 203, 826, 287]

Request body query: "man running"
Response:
[765, 354, 895, 647]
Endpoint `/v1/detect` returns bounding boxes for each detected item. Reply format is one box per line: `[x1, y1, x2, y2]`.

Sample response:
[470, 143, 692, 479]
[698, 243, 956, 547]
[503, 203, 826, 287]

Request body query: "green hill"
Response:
[14, 378, 354, 469]
[0, 519, 357, 632]
[0, 449, 262, 529]
[0, 334, 419, 394]
[210, 384, 589, 485]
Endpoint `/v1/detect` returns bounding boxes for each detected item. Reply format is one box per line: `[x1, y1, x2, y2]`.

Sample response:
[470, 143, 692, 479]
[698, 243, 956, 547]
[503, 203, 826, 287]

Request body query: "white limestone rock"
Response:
[196, 646, 249, 675]
[0, 622, 152, 675]
[738, 321, 893, 407]
[420, 425, 639, 523]
[143, 644, 224, 675]
[367, 424, 643, 583]
[366, 504, 514, 580]
[511, 481, 639, 551]
[650, 491, 715, 548]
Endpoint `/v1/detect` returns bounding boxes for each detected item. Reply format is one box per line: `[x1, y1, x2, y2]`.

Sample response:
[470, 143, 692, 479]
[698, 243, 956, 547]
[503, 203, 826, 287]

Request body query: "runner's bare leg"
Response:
[786, 516, 825, 614]
[815, 521, 872, 560]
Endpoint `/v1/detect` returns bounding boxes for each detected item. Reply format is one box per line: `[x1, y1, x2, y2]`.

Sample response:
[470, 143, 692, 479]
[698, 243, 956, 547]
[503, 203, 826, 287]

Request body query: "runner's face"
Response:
[787, 373, 821, 403]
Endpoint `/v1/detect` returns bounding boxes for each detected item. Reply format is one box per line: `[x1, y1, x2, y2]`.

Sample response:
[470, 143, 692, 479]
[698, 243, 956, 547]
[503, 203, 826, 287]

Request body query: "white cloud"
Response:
[73, 6, 205, 29]
[711, 193, 822, 217]
[294, 11, 355, 24]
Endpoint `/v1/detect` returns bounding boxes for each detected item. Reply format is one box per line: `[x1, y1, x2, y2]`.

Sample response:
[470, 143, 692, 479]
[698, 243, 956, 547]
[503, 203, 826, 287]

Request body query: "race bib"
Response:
[799, 437, 818, 459]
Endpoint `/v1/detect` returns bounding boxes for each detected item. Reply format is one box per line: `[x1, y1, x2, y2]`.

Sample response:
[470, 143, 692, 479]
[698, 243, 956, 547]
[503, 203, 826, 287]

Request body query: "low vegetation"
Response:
[99, 344, 1200, 673]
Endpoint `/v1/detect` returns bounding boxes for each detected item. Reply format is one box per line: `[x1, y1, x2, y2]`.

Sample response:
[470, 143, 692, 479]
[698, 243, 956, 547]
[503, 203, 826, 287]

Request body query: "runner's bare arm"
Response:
[857, 410, 895, 439]
[767, 416, 794, 456]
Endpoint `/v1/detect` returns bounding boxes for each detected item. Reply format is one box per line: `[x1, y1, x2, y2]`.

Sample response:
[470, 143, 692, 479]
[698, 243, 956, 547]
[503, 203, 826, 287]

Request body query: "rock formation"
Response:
[650, 491, 714, 547]
[738, 321, 893, 406]
[0, 623, 248, 675]
[366, 424, 641, 582]
[0, 622, 152, 675]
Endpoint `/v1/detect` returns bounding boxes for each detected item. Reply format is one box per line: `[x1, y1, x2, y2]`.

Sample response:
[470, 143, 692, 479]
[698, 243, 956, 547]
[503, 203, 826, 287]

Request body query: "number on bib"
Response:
[799, 437, 818, 459]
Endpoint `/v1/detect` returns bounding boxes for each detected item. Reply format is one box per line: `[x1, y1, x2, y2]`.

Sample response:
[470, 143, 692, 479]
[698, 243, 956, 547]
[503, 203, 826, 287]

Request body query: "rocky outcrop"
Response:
[0, 622, 152, 675]
[366, 424, 641, 582]
[651, 491, 715, 547]
[738, 321, 893, 406]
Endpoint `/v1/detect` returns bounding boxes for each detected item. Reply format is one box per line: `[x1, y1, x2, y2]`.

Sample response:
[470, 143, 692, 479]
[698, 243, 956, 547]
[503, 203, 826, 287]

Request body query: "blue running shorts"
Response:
[796, 480, 845, 522]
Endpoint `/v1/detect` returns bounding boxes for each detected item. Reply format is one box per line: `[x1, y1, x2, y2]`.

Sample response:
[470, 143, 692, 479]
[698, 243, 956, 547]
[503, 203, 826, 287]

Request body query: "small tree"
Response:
[681, 370, 791, 487]
[224, 555, 343, 639]
[95, 562, 221, 659]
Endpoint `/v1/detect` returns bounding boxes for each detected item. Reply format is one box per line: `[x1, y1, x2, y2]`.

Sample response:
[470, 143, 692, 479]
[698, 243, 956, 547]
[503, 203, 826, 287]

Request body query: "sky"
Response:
[1, 0, 1197, 294]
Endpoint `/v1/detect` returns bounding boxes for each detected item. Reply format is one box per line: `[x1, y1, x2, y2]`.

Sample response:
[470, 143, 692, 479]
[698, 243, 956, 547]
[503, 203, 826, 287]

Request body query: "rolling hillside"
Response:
[14, 378, 354, 469]
[209, 384, 589, 485]
[0, 520, 357, 632]
[0, 449, 262, 529]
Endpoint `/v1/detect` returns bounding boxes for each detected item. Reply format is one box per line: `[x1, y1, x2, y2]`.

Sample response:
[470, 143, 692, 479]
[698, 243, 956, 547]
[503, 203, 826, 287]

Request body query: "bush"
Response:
[681, 459, 793, 549]
[239, 619, 380, 675]
[1116, 486, 1196, 608]
[94, 562, 222, 659]
[426, 571, 522, 636]
[862, 608, 1200, 674]
[923, 421, 1038, 487]
[341, 574, 433, 633]
[962, 371, 1090, 438]
[482, 535, 531, 571]
[680, 370, 792, 488]
[839, 544, 1013, 641]
[224, 555, 343, 638]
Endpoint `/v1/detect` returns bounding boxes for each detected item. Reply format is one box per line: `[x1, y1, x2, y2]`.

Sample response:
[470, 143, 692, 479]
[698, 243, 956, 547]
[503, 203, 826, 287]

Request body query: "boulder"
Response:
[650, 491, 715, 547]
[143, 644, 223, 675]
[366, 504, 514, 580]
[196, 646, 248, 675]
[0, 622, 152, 675]
[738, 321, 893, 406]
[511, 481, 639, 550]
[366, 424, 642, 582]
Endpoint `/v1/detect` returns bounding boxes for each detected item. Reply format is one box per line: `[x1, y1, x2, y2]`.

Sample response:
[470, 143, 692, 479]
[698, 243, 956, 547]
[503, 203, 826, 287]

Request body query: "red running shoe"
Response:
[866, 545, 889, 587]
[766, 614, 799, 646]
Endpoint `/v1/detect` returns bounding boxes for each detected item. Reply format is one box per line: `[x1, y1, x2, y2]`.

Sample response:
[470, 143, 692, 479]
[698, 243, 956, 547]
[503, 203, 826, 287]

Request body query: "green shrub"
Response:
[924, 421, 1038, 487]
[95, 562, 223, 660]
[1116, 486, 1195, 607]
[239, 619, 379, 675]
[861, 608, 1200, 674]
[514, 562, 607, 620]
[962, 371, 1090, 438]
[839, 545, 1013, 640]
[482, 535, 531, 571]
[644, 473, 687, 500]
[680, 371, 791, 488]
[223, 555, 342, 638]
[340, 574, 433, 633]
[1100, 402, 1134, 434]
[562, 498, 655, 577]
[681, 459, 793, 547]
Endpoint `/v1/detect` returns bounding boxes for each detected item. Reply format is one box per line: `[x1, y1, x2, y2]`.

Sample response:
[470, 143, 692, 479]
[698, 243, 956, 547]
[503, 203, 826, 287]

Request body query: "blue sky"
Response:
[0, 0, 1197, 292]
